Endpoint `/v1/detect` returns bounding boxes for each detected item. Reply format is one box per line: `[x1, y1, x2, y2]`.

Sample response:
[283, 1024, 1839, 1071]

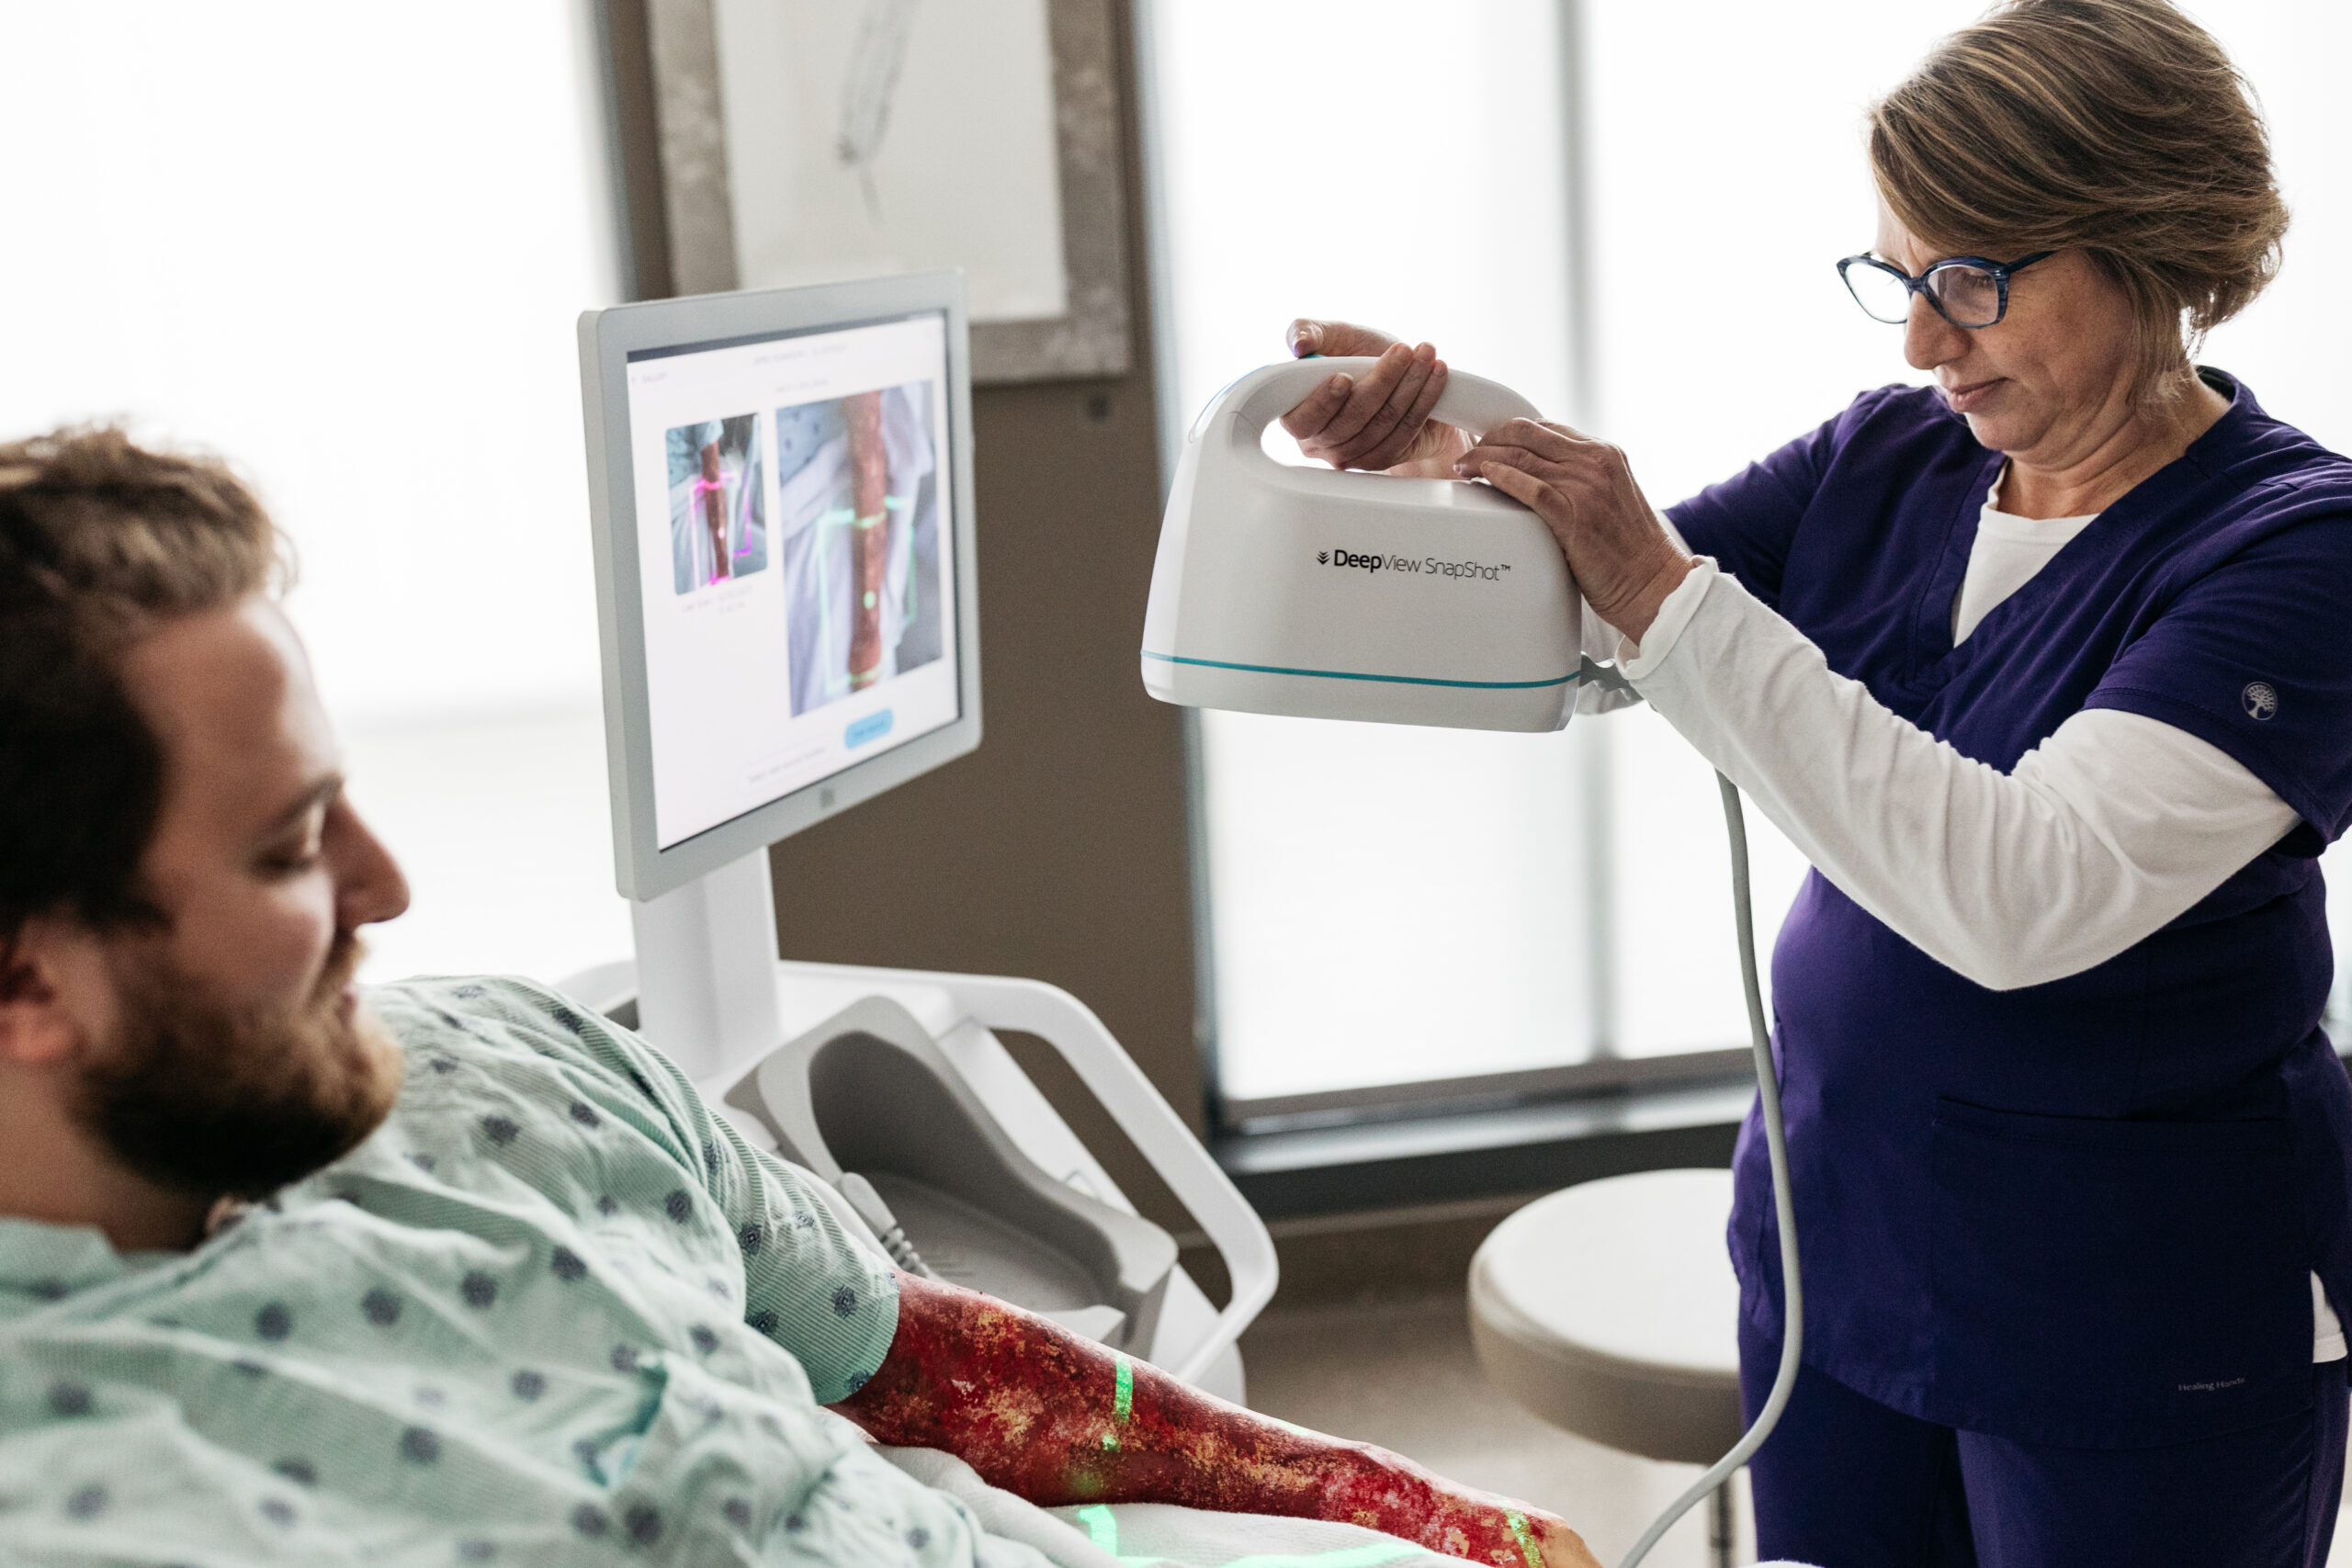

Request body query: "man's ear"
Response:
[0, 919, 109, 1070]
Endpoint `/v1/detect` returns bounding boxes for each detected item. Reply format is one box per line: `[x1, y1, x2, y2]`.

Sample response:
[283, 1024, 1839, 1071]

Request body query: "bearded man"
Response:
[0, 429, 1596, 1568]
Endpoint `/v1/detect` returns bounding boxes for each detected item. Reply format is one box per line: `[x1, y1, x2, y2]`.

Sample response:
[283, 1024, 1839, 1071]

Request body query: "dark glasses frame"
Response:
[1837, 250, 2057, 329]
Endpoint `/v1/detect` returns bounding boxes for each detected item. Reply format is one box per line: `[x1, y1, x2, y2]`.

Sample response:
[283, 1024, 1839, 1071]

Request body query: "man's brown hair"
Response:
[1868, 0, 2289, 399]
[0, 426, 285, 942]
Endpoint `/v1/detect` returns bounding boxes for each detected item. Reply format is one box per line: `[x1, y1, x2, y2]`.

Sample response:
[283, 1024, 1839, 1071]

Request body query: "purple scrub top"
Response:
[1670, 373, 2352, 1448]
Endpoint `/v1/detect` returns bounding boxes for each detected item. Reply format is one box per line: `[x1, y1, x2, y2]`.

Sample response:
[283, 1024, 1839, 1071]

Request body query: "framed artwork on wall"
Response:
[637, 0, 1131, 383]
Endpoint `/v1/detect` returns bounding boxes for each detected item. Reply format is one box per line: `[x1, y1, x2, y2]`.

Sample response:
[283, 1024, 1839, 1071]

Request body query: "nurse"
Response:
[1285, 0, 2352, 1561]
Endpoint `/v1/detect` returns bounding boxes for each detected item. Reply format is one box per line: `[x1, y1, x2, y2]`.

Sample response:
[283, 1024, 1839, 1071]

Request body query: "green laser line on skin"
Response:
[1102, 1352, 1135, 1450]
[1507, 1509, 1546, 1568]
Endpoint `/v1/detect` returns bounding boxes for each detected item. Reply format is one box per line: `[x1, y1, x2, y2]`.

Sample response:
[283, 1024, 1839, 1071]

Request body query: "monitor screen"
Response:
[619, 310, 962, 851]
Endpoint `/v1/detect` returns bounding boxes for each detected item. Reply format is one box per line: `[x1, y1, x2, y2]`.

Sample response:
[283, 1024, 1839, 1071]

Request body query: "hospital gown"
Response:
[0, 980, 1474, 1568]
[0, 977, 1023, 1565]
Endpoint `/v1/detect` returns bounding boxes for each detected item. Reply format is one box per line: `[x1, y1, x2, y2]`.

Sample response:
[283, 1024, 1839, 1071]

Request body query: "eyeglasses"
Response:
[1837, 250, 2055, 330]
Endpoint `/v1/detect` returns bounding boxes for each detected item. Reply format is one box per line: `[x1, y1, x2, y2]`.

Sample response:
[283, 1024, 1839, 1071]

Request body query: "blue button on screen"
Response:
[845, 709, 894, 749]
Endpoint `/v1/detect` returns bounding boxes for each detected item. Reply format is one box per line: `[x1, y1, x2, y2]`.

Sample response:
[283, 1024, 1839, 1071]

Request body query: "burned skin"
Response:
[835, 1272, 1592, 1567]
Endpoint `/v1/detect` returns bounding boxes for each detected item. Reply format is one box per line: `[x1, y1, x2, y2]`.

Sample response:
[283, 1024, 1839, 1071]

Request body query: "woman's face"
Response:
[1877, 206, 2143, 463]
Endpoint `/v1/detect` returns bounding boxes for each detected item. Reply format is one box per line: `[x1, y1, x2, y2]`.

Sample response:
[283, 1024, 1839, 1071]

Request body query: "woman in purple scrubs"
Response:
[1287, 1, 2352, 1561]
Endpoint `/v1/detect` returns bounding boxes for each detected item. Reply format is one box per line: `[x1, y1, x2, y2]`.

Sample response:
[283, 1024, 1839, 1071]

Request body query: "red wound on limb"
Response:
[834, 1272, 1588, 1567]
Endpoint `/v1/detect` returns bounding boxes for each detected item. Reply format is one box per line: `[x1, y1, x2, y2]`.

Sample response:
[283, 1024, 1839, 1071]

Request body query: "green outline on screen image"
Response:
[1140, 650, 1581, 691]
[811, 497, 918, 699]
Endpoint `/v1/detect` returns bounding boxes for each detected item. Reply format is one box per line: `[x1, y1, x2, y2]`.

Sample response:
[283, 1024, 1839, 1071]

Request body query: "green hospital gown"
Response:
[0, 976, 1058, 1567]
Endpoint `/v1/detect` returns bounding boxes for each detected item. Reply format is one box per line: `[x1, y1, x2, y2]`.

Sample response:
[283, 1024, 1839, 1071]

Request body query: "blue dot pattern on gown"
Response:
[0, 976, 1010, 1564]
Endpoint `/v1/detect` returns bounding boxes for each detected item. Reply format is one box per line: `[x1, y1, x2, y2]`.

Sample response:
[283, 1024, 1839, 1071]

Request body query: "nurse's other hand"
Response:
[1458, 420, 1692, 644]
[1280, 320, 1470, 476]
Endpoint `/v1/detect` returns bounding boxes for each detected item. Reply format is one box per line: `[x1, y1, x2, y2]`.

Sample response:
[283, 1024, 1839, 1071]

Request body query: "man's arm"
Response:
[832, 1270, 1598, 1568]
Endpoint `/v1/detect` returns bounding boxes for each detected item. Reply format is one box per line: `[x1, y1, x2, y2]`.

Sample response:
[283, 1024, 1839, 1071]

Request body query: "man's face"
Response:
[69, 596, 412, 1199]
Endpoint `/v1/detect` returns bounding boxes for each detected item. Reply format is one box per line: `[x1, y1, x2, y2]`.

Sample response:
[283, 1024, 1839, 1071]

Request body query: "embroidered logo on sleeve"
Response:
[2243, 682, 2278, 721]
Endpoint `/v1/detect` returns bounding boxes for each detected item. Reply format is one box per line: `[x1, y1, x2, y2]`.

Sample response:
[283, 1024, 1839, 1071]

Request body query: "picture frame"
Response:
[633, 0, 1131, 384]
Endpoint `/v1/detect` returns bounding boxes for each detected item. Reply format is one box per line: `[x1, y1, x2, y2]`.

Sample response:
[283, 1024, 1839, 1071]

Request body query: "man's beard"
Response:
[70, 932, 403, 1201]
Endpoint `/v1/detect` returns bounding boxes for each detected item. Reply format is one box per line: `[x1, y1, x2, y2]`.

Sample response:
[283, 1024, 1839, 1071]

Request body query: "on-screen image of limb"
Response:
[698, 441, 731, 584]
[845, 389, 889, 688]
[833, 1271, 1598, 1568]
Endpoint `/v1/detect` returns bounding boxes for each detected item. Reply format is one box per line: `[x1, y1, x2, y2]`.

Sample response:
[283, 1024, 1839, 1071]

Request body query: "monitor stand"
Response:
[565, 852, 1275, 1398]
[629, 847, 783, 1082]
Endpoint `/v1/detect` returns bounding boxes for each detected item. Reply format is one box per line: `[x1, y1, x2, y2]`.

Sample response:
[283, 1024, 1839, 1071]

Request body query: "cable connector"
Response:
[836, 1172, 937, 1278]
[1577, 653, 1639, 702]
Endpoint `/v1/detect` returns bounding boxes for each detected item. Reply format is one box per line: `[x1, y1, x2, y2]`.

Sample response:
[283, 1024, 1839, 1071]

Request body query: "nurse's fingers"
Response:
[1279, 320, 1400, 446]
[1287, 318, 1400, 359]
[1278, 372, 1358, 445]
[1456, 418, 1586, 466]
[1277, 349, 1447, 468]
[1466, 449, 1569, 525]
[1310, 342, 1432, 454]
[1339, 352, 1450, 471]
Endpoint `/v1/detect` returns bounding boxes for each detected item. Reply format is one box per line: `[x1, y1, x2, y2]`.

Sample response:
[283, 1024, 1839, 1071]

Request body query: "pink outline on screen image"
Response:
[697, 441, 732, 587]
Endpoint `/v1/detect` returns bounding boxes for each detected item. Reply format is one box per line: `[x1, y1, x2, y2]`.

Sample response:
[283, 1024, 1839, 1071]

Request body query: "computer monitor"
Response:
[578, 272, 980, 903]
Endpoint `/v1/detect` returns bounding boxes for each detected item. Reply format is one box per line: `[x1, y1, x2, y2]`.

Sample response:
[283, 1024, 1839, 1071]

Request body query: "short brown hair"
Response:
[1869, 0, 2288, 396]
[0, 427, 286, 940]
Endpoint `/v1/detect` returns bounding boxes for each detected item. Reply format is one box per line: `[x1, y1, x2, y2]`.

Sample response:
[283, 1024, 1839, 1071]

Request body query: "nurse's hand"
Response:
[1458, 420, 1693, 645]
[1280, 320, 1471, 477]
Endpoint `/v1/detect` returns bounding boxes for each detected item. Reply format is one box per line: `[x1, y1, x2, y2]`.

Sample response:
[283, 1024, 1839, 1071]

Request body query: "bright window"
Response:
[1148, 0, 1601, 1108]
[0, 1, 628, 985]
[1150, 0, 2352, 1111]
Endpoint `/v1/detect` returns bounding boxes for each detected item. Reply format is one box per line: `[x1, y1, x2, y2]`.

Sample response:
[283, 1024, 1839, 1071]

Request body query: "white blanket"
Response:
[879, 1446, 1465, 1567]
[878, 1446, 1820, 1567]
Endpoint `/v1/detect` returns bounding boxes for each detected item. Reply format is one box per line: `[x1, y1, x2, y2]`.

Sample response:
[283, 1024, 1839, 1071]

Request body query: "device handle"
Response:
[926, 972, 1278, 1386]
[1223, 355, 1545, 449]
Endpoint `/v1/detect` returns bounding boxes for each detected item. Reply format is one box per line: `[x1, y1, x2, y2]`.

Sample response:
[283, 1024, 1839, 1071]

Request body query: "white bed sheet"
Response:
[879, 1446, 1817, 1568]
[881, 1445, 1464, 1567]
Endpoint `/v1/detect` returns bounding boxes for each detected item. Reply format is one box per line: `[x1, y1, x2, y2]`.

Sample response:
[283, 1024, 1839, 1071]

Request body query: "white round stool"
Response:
[1469, 1168, 1745, 1565]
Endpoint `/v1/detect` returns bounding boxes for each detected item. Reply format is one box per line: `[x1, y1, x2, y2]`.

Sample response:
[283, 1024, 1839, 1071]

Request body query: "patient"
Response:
[0, 429, 1595, 1567]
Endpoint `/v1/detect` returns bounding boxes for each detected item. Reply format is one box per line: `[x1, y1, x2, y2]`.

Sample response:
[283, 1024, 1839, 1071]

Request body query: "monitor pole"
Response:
[629, 847, 783, 1081]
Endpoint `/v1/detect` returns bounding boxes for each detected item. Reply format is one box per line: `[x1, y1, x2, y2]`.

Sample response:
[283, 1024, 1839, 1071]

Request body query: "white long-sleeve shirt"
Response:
[1601, 489, 2344, 1359]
